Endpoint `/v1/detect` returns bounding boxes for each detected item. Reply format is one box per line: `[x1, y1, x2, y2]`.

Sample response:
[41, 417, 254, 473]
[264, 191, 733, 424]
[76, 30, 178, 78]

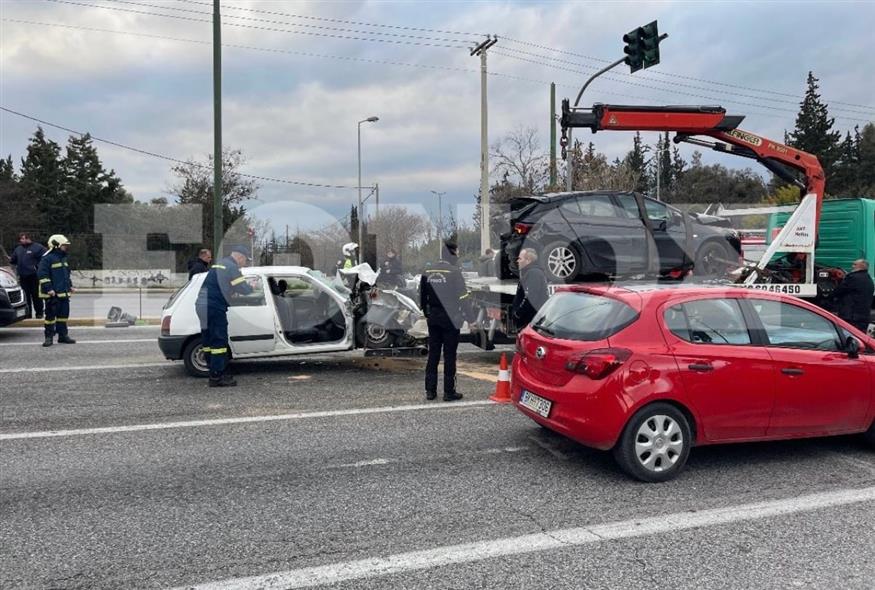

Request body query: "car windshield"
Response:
[310, 269, 351, 297]
[530, 292, 639, 341]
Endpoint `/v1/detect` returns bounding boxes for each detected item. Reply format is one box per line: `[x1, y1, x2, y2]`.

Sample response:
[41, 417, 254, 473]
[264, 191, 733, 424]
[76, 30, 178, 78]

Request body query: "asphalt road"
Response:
[1, 326, 873, 589]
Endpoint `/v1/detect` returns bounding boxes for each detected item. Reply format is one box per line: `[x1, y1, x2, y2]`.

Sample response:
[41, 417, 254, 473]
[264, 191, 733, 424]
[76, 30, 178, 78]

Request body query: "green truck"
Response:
[767, 197, 875, 329]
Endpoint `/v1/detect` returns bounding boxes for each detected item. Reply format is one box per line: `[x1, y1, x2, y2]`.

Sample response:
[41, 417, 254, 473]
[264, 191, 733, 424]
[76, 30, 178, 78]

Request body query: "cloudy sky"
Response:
[2, 0, 874, 232]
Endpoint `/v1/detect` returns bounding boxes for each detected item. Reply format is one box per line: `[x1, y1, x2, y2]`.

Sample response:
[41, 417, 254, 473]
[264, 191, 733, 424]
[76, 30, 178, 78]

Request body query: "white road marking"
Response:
[0, 401, 495, 441]
[334, 458, 395, 468]
[0, 338, 154, 347]
[176, 486, 875, 590]
[0, 362, 169, 374]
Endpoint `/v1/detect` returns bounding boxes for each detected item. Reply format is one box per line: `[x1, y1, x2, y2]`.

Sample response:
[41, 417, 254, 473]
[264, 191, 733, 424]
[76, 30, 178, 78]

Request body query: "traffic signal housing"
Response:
[623, 21, 663, 73]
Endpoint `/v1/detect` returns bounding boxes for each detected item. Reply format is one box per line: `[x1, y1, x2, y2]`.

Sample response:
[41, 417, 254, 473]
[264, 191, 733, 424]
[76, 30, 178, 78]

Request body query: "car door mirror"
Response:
[844, 335, 860, 359]
[655, 219, 668, 232]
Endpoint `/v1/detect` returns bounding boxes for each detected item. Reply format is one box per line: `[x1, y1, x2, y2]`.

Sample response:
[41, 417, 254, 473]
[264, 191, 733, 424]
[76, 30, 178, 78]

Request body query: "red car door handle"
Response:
[781, 367, 804, 376]
[688, 363, 714, 372]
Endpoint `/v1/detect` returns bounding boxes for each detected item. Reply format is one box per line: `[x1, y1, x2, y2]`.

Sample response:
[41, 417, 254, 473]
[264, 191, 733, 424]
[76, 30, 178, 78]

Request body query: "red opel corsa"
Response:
[512, 285, 875, 482]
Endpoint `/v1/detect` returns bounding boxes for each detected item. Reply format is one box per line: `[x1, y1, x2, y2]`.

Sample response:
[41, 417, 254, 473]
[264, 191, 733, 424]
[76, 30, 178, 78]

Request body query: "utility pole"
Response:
[212, 0, 223, 258]
[430, 190, 446, 258]
[375, 182, 380, 219]
[471, 36, 497, 254]
[549, 82, 557, 189]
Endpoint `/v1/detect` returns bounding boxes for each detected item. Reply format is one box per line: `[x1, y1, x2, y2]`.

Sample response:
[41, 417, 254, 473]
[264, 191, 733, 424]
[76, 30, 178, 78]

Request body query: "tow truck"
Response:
[465, 102, 841, 349]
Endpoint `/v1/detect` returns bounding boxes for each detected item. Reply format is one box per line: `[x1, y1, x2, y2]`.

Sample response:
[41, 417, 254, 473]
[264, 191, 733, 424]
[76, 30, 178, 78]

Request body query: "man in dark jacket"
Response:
[420, 239, 468, 401]
[37, 234, 75, 347]
[187, 248, 212, 280]
[833, 259, 874, 333]
[378, 248, 405, 289]
[9, 232, 47, 319]
[196, 245, 253, 387]
[511, 248, 550, 329]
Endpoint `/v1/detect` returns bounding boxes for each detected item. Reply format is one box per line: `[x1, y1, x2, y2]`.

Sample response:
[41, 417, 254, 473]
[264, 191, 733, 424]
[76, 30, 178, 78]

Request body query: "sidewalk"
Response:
[18, 318, 161, 327]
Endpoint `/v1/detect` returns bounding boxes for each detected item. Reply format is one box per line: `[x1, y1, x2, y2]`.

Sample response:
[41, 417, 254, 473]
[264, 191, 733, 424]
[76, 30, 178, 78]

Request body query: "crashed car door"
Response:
[227, 275, 278, 355]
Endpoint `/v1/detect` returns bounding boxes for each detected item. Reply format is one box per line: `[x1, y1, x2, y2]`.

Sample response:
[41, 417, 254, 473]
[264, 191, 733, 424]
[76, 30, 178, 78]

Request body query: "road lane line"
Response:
[0, 362, 168, 374]
[175, 486, 875, 590]
[0, 338, 154, 347]
[0, 401, 495, 441]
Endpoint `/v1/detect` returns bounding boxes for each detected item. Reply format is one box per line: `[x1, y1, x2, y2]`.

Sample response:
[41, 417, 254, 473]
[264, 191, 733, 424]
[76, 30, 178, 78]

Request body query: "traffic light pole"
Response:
[565, 57, 625, 192]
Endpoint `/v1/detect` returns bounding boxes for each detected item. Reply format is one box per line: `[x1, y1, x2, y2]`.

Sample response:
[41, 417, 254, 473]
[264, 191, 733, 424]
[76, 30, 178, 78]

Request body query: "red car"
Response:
[512, 285, 875, 482]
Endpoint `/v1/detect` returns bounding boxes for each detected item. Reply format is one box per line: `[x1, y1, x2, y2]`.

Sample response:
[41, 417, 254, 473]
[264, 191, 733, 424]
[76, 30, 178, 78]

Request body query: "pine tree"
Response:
[19, 127, 66, 234]
[830, 130, 860, 196]
[623, 132, 648, 193]
[857, 123, 875, 196]
[62, 133, 129, 234]
[789, 72, 841, 187]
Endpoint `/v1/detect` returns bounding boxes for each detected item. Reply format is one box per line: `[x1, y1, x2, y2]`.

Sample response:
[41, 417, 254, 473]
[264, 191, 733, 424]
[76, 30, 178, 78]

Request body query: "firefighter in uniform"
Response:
[419, 238, 468, 401]
[196, 245, 253, 387]
[37, 234, 76, 347]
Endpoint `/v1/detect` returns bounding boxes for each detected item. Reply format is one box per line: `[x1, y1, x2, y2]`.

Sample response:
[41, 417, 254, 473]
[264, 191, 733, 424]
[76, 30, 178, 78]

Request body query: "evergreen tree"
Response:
[19, 127, 65, 232]
[857, 123, 875, 196]
[623, 132, 648, 193]
[831, 130, 860, 196]
[0, 154, 31, 246]
[788, 72, 841, 186]
[62, 133, 130, 234]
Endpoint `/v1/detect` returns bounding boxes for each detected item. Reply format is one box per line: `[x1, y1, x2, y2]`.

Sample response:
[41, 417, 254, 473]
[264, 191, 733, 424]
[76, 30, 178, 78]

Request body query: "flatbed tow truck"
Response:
[464, 102, 845, 349]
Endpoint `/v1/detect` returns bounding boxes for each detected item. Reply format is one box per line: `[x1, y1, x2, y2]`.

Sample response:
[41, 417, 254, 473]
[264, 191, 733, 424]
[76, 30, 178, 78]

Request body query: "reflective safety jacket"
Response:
[419, 257, 469, 329]
[37, 249, 73, 299]
[197, 256, 253, 311]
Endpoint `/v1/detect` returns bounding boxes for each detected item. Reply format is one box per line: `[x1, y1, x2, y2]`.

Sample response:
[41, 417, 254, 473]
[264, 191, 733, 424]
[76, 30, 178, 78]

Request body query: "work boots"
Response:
[425, 391, 437, 401]
[58, 336, 76, 344]
[42, 336, 53, 347]
[443, 391, 464, 402]
[209, 374, 238, 388]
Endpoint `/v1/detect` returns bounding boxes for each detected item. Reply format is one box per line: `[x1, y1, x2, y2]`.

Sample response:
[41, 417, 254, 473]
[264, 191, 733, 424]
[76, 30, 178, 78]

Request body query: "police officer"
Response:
[833, 259, 874, 333]
[9, 232, 47, 319]
[337, 242, 359, 271]
[197, 245, 254, 387]
[37, 234, 76, 347]
[420, 238, 468, 401]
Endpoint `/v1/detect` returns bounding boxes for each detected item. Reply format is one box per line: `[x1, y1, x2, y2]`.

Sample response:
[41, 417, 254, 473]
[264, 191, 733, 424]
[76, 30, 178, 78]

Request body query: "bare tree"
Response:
[490, 126, 548, 193]
[370, 205, 429, 256]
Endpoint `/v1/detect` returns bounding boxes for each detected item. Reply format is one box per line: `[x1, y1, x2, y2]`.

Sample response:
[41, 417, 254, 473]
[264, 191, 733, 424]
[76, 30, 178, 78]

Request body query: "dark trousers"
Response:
[425, 321, 460, 394]
[19, 274, 43, 318]
[196, 304, 211, 365]
[207, 306, 230, 378]
[851, 319, 871, 334]
[44, 296, 69, 338]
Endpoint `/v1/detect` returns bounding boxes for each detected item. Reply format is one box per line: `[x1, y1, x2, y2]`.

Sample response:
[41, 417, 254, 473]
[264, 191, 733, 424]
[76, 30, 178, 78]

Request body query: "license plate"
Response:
[16, 307, 26, 318]
[520, 390, 552, 418]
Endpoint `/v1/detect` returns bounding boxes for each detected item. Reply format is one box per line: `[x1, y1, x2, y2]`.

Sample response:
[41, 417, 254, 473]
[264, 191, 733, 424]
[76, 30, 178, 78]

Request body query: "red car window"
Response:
[749, 299, 842, 351]
[665, 298, 752, 345]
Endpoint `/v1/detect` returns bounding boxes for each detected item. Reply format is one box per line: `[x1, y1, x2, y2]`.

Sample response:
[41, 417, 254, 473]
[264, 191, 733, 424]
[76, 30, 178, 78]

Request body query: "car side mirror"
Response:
[655, 219, 667, 232]
[845, 336, 860, 359]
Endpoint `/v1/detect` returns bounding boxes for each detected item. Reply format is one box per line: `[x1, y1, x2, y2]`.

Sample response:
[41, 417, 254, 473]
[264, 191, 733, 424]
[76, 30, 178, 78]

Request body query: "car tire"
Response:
[182, 337, 210, 378]
[695, 241, 735, 278]
[543, 241, 582, 283]
[613, 403, 692, 483]
[356, 320, 397, 349]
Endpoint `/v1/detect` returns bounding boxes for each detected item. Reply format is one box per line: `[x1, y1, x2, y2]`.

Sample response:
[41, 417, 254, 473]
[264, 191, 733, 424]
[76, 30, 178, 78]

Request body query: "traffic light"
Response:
[623, 21, 663, 73]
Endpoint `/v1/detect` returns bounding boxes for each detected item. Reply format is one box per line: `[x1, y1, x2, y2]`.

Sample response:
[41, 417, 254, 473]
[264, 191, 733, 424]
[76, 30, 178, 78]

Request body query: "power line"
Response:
[0, 106, 363, 189]
[45, 0, 469, 49]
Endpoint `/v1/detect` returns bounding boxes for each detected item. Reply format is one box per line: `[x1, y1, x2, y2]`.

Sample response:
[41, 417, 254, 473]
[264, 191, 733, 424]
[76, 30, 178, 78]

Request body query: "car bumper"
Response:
[0, 305, 27, 327]
[158, 334, 187, 360]
[511, 357, 628, 450]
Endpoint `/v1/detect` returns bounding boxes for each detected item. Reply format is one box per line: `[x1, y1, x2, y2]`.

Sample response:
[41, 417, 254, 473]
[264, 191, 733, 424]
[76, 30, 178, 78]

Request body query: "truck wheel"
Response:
[613, 403, 692, 483]
[182, 338, 210, 378]
[695, 241, 735, 277]
[544, 241, 581, 283]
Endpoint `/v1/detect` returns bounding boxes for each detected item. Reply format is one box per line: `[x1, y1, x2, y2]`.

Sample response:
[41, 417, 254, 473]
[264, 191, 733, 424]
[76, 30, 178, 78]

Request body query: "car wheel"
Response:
[613, 403, 692, 483]
[695, 241, 735, 277]
[182, 337, 210, 378]
[544, 241, 581, 282]
[356, 320, 396, 349]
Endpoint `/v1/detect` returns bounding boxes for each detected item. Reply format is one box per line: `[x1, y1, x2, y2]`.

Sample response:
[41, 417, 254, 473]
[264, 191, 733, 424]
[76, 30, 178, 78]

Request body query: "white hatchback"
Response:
[158, 265, 425, 376]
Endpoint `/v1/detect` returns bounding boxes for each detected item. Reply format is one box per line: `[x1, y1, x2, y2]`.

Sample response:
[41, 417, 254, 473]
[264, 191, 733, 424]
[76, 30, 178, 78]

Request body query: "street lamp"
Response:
[430, 190, 446, 258]
[357, 116, 379, 263]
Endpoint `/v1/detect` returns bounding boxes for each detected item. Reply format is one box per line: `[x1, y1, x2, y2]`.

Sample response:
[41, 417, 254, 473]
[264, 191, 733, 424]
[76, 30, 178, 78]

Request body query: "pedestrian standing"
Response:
[478, 248, 496, 278]
[511, 248, 550, 329]
[420, 238, 468, 402]
[197, 245, 253, 387]
[9, 232, 47, 319]
[187, 248, 212, 280]
[833, 259, 874, 334]
[379, 248, 405, 289]
[37, 234, 76, 347]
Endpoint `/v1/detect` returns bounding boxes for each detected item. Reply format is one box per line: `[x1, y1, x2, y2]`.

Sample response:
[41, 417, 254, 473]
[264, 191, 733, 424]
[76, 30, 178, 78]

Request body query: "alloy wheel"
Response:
[547, 246, 576, 279]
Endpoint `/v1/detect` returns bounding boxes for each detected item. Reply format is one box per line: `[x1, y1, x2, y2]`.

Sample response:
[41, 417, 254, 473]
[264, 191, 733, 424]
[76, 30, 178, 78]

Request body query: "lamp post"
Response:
[430, 190, 446, 258]
[357, 116, 379, 263]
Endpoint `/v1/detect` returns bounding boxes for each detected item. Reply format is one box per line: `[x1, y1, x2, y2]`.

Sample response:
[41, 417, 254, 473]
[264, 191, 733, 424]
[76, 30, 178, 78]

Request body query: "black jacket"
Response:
[833, 269, 874, 326]
[420, 255, 469, 329]
[188, 257, 210, 280]
[379, 256, 404, 288]
[512, 264, 549, 328]
[10, 242, 47, 276]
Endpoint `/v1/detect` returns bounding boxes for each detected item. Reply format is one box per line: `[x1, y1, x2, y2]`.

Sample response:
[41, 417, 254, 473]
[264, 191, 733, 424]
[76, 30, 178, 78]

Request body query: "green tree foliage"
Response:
[19, 127, 65, 232]
[62, 133, 131, 234]
[788, 72, 842, 186]
[672, 152, 767, 205]
[623, 132, 648, 193]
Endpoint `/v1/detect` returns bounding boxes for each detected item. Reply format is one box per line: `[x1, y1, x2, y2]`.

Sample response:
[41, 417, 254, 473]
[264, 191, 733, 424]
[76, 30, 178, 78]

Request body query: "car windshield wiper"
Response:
[532, 322, 555, 336]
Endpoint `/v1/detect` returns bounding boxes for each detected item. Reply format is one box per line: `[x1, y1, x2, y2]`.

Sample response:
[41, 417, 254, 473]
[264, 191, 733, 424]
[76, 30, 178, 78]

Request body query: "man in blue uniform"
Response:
[9, 232, 47, 319]
[197, 245, 254, 387]
[37, 234, 76, 347]
[419, 238, 469, 402]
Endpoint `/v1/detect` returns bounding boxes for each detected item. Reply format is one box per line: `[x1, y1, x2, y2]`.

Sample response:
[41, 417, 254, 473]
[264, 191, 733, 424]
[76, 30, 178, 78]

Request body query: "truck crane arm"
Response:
[560, 102, 826, 230]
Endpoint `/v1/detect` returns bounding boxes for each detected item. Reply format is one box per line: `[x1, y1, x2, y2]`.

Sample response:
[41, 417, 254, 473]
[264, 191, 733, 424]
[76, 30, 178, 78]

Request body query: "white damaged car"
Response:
[158, 265, 426, 377]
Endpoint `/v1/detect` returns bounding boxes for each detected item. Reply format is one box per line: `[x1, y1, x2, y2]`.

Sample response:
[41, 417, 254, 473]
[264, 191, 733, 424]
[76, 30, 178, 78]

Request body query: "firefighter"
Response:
[197, 245, 254, 387]
[419, 238, 468, 401]
[37, 234, 76, 347]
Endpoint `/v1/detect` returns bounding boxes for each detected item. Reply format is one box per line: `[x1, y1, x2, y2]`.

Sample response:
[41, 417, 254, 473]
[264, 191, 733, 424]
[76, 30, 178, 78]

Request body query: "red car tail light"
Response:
[565, 348, 632, 379]
[513, 222, 533, 235]
[161, 315, 171, 336]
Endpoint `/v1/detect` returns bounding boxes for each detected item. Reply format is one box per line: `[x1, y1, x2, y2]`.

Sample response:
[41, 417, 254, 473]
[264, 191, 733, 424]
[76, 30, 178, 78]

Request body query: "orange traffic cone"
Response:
[489, 353, 512, 403]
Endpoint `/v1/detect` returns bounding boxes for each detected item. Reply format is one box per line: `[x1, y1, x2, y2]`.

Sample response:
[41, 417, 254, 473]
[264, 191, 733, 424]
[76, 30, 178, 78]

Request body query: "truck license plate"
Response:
[520, 390, 552, 418]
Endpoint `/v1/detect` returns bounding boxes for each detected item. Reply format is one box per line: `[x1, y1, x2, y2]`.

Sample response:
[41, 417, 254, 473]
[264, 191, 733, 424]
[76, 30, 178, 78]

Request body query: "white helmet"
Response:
[342, 242, 359, 257]
[48, 234, 71, 249]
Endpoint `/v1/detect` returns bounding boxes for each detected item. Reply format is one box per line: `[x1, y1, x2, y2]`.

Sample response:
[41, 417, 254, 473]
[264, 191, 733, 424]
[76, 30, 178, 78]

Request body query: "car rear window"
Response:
[530, 291, 638, 341]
